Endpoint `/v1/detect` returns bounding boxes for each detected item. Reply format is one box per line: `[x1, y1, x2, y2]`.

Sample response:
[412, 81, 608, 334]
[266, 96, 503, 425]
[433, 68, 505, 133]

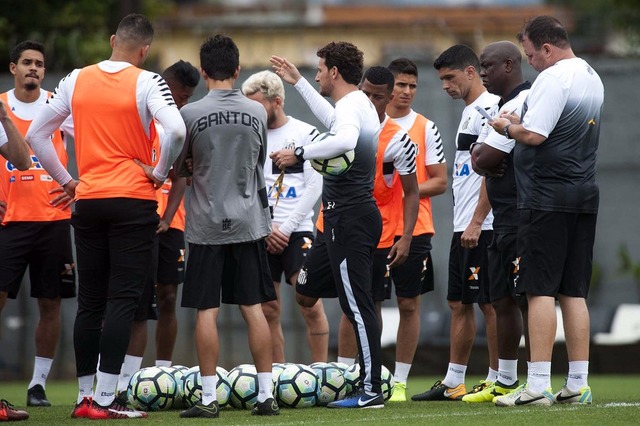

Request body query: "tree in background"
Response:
[0, 0, 171, 72]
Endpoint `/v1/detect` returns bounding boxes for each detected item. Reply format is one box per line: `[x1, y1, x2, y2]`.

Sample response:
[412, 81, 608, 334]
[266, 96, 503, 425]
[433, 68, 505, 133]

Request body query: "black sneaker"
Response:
[115, 391, 129, 407]
[179, 401, 219, 418]
[27, 385, 51, 407]
[251, 398, 280, 416]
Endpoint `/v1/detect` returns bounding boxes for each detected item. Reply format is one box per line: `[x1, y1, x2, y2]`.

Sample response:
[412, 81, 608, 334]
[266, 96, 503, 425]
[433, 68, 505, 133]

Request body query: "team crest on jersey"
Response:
[283, 139, 297, 150]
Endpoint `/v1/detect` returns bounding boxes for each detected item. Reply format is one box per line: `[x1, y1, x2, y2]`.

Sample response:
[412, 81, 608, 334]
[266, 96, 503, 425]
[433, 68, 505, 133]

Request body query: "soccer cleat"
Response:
[251, 397, 280, 415]
[554, 385, 592, 405]
[327, 389, 384, 409]
[87, 398, 148, 419]
[179, 401, 219, 418]
[388, 382, 407, 402]
[462, 380, 519, 403]
[411, 380, 467, 401]
[0, 399, 29, 421]
[71, 397, 92, 418]
[494, 384, 555, 406]
[115, 390, 129, 406]
[27, 384, 51, 407]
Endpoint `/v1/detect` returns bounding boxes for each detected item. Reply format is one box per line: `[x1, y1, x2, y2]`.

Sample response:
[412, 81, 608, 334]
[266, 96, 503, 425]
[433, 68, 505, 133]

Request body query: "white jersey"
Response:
[264, 116, 322, 236]
[392, 109, 446, 166]
[453, 91, 498, 232]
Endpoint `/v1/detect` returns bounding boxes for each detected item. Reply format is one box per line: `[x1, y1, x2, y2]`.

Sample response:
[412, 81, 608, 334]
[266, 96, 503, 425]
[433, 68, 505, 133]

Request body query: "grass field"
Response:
[2, 375, 639, 425]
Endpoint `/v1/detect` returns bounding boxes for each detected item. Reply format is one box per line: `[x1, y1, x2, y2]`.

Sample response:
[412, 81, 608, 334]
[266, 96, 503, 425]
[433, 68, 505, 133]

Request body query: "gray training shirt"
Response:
[179, 89, 271, 245]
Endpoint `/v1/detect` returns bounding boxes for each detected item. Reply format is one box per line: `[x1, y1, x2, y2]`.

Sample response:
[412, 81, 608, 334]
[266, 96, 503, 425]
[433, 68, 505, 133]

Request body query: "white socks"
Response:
[486, 367, 499, 383]
[94, 371, 119, 406]
[116, 355, 143, 393]
[527, 361, 551, 393]
[337, 357, 355, 366]
[201, 375, 218, 405]
[393, 362, 411, 384]
[566, 361, 589, 391]
[77, 375, 95, 404]
[498, 359, 518, 386]
[155, 360, 172, 368]
[257, 372, 273, 403]
[443, 363, 466, 388]
[28, 356, 53, 390]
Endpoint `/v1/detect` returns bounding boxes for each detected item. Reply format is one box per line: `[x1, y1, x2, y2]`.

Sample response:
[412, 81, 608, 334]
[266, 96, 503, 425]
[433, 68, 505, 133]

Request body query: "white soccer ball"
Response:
[381, 365, 395, 401]
[127, 366, 177, 411]
[307, 131, 355, 177]
[276, 364, 319, 408]
[227, 364, 259, 409]
[310, 362, 347, 405]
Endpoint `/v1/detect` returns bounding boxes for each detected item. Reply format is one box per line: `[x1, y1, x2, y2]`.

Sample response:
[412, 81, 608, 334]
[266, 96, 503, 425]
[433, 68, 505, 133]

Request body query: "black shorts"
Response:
[372, 247, 391, 303]
[296, 230, 337, 299]
[0, 220, 76, 299]
[267, 231, 314, 285]
[157, 228, 186, 286]
[181, 240, 276, 309]
[487, 232, 518, 303]
[448, 230, 492, 304]
[517, 210, 597, 298]
[389, 234, 434, 298]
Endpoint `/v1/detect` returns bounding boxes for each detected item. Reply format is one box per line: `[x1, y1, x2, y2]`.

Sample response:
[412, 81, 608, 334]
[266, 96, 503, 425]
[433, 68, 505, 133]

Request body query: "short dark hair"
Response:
[162, 60, 200, 88]
[433, 44, 480, 72]
[317, 41, 363, 86]
[387, 57, 418, 78]
[10, 40, 45, 64]
[517, 15, 570, 50]
[362, 66, 395, 92]
[200, 34, 239, 81]
[116, 13, 154, 46]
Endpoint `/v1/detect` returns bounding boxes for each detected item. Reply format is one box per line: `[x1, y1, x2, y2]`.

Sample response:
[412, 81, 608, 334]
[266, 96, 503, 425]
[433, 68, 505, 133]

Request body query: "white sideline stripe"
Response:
[263, 403, 640, 425]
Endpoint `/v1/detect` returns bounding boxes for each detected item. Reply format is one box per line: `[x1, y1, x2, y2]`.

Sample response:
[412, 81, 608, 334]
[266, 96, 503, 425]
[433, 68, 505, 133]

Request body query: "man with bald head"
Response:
[27, 13, 186, 419]
[463, 40, 531, 403]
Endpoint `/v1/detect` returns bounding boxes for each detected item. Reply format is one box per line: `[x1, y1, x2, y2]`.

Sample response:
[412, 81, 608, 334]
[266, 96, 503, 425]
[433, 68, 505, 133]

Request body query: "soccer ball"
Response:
[182, 366, 201, 407]
[310, 362, 347, 405]
[381, 365, 395, 401]
[227, 364, 259, 409]
[276, 364, 319, 408]
[127, 366, 177, 411]
[329, 361, 350, 374]
[160, 366, 187, 409]
[182, 365, 232, 408]
[272, 363, 288, 389]
[342, 363, 361, 395]
[307, 132, 355, 176]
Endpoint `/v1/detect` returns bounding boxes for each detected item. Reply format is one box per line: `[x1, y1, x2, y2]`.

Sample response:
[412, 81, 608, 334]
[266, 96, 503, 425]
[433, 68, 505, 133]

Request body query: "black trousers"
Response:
[324, 203, 382, 394]
[71, 198, 158, 377]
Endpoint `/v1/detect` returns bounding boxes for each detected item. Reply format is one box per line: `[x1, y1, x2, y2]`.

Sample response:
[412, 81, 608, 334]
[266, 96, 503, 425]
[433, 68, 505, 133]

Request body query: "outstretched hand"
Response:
[270, 56, 302, 85]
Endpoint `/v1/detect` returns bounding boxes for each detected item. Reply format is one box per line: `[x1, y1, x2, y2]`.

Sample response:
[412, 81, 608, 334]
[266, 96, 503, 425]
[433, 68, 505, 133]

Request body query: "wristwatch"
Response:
[503, 124, 512, 139]
[294, 146, 305, 163]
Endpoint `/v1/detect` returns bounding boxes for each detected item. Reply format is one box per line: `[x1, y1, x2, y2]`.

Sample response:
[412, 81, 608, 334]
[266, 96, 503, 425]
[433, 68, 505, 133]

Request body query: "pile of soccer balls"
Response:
[126, 362, 394, 411]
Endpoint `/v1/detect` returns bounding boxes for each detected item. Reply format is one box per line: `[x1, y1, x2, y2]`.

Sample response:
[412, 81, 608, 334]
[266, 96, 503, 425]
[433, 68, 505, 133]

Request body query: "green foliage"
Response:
[0, 0, 173, 72]
[618, 244, 640, 287]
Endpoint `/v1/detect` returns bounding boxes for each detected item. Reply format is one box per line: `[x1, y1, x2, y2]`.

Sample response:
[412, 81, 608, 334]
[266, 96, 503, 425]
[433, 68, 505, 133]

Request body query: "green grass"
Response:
[2, 375, 639, 425]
